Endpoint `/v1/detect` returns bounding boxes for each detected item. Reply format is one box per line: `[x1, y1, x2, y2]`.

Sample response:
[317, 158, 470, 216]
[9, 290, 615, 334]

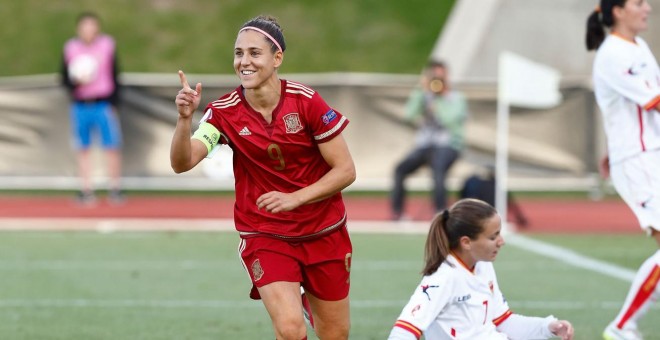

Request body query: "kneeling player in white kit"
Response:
[388, 199, 573, 340]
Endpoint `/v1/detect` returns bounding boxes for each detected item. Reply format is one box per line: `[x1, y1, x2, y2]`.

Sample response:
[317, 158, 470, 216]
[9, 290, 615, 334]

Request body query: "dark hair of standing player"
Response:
[586, 0, 628, 50]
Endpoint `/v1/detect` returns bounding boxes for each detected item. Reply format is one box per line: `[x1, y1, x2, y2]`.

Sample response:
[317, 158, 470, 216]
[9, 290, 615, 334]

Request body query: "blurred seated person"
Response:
[391, 60, 468, 220]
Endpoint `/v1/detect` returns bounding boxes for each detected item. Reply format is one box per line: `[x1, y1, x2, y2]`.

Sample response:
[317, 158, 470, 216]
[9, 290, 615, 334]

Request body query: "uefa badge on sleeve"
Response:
[322, 109, 337, 125]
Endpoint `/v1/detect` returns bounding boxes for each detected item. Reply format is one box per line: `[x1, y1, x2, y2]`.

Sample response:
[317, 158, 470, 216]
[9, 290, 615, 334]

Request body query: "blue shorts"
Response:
[70, 101, 122, 149]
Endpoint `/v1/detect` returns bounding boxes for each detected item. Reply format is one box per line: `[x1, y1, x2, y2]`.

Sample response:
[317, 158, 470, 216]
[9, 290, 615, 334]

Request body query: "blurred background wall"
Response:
[1, 0, 659, 191]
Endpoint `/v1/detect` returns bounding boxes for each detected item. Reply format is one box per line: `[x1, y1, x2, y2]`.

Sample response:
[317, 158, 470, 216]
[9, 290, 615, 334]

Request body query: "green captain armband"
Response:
[192, 122, 222, 158]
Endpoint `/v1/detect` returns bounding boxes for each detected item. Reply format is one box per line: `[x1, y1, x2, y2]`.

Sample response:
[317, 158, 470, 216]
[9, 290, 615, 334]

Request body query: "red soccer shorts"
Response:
[239, 225, 352, 301]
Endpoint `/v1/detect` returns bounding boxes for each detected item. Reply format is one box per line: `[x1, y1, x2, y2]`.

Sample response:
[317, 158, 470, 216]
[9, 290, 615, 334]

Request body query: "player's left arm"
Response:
[497, 314, 573, 340]
[491, 271, 573, 340]
[307, 133, 357, 200]
[256, 134, 356, 213]
[652, 99, 660, 112]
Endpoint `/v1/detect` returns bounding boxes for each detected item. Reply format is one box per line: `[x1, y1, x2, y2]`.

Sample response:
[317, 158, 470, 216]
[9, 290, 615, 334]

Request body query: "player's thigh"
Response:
[430, 147, 458, 172]
[240, 238, 309, 338]
[610, 152, 660, 232]
[258, 281, 307, 338]
[306, 293, 350, 338]
[396, 147, 428, 174]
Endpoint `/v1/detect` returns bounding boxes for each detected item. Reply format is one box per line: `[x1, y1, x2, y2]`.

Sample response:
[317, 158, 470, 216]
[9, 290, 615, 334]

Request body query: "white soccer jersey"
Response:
[390, 254, 512, 339]
[593, 34, 660, 164]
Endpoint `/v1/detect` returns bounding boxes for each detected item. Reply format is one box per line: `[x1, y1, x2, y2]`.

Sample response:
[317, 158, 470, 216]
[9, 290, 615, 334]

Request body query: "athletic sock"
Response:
[612, 250, 660, 330]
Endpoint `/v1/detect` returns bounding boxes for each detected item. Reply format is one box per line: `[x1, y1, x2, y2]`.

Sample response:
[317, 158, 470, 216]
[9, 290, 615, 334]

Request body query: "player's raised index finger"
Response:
[178, 70, 191, 89]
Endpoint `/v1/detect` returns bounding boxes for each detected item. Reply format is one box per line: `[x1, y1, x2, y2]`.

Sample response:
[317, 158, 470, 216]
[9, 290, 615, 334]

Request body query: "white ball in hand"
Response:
[68, 54, 99, 85]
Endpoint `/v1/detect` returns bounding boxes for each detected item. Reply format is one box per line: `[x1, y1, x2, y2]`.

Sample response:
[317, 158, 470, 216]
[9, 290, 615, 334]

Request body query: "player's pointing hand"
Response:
[175, 70, 202, 119]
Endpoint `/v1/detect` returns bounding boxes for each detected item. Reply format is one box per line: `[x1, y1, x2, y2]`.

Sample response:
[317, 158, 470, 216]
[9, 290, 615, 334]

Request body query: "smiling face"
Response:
[463, 214, 505, 264]
[613, 0, 652, 36]
[233, 29, 283, 90]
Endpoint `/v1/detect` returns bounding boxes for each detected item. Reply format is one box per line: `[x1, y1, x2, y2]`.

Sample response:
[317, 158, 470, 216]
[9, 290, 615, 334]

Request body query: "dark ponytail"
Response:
[423, 210, 451, 276]
[422, 199, 496, 275]
[586, 0, 628, 51]
[586, 10, 605, 50]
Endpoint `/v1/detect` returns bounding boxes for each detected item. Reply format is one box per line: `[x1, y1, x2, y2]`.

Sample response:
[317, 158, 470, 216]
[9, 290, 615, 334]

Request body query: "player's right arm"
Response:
[388, 274, 453, 340]
[652, 101, 660, 112]
[171, 70, 207, 173]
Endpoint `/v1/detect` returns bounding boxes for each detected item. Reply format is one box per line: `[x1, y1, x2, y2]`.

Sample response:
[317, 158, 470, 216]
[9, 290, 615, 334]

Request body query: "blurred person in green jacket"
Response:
[391, 60, 468, 220]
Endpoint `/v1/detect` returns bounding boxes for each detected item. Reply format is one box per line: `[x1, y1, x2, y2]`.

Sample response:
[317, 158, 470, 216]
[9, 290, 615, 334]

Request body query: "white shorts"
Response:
[610, 149, 660, 233]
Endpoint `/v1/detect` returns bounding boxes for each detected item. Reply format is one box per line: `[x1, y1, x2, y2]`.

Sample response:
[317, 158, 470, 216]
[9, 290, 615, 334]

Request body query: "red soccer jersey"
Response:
[202, 80, 349, 239]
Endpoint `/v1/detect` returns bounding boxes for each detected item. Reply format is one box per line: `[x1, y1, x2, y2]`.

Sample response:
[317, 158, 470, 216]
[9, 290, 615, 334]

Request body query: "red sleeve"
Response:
[305, 92, 349, 143]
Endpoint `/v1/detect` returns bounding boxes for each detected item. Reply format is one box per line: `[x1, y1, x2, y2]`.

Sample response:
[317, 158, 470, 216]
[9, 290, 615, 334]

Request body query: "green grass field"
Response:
[0, 0, 455, 76]
[1, 230, 659, 339]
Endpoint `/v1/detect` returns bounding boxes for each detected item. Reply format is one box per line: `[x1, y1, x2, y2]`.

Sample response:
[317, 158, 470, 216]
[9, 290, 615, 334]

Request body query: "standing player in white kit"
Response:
[586, 1, 660, 339]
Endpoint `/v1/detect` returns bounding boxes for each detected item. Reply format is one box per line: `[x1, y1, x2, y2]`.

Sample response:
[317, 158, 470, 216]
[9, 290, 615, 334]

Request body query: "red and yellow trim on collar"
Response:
[393, 320, 422, 339]
[451, 251, 475, 273]
[611, 32, 637, 45]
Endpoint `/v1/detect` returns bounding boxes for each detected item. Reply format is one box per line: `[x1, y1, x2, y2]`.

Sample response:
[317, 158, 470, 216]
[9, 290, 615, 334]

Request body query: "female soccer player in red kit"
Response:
[170, 15, 355, 340]
[587, 1, 660, 339]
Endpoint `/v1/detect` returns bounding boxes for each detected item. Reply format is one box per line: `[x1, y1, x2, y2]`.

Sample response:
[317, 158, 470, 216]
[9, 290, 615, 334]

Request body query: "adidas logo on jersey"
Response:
[239, 127, 252, 136]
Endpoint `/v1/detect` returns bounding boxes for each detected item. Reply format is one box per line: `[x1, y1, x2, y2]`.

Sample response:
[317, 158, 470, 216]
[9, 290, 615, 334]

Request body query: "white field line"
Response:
[0, 218, 430, 233]
[0, 259, 572, 271]
[0, 299, 657, 310]
[0, 218, 637, 282]
[505, 234, 636, 282]
[0, 218, 236, 232]
[0, 219, 646, 313]
[0, 260, 422, 271]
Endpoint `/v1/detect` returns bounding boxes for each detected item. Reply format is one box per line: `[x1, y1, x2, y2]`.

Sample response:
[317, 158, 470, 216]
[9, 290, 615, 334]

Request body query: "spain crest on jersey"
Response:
[283, 113, 304, 134]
